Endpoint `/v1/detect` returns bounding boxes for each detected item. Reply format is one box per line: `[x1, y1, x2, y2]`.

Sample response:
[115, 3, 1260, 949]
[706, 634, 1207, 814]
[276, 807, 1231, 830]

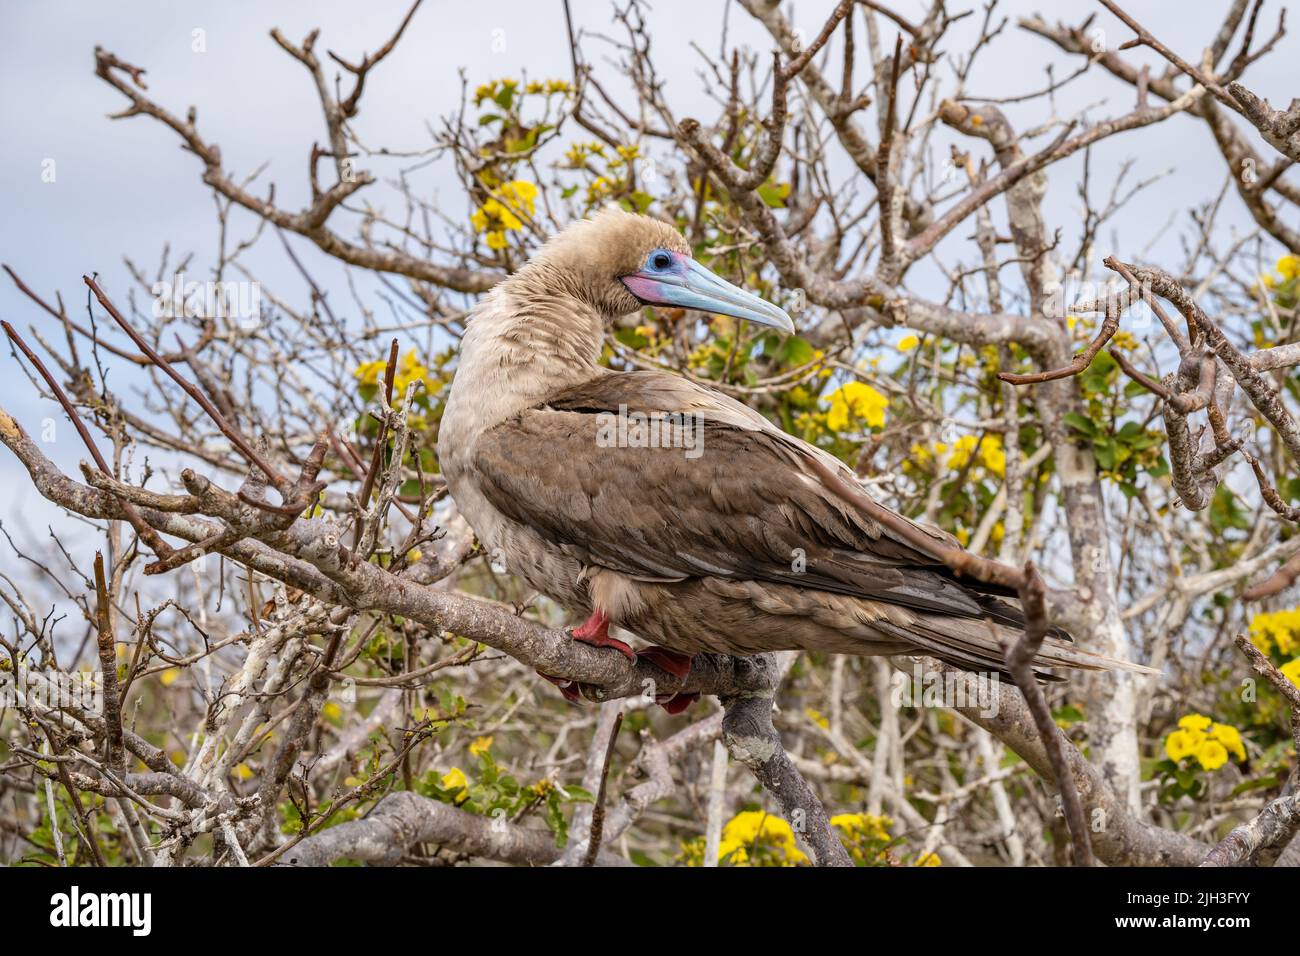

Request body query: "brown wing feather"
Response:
[471, 371, 1027, 628]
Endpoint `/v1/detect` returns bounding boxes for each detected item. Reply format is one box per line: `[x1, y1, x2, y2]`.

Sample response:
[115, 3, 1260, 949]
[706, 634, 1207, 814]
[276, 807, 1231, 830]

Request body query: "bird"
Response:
[437, 207, 1152, 711]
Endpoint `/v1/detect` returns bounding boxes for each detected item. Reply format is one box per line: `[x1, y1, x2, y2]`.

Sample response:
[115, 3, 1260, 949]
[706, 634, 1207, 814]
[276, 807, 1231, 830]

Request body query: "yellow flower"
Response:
[830, 814, 897, 865]
[1279, 254, 1300, 280]
[945, 435, 979, 469]
[586, 175, 615, 204]
[471, 197, 523, 234]
[441, 767, 469, 801]
[564, 141, 605, 167]
[392, 349, 430, 396]
[160, 667, 181, 687]
[354, 358, 387, 387]
[914, 852, 942, 867]
[804, 707, 829, 730]
[322, 701, 342, 721]
[717, 810, 807, 866]
[235, 763, 254, 781]
[1209, 722, 1246, 762]
[980, 434, 1006, 477]
[1165, 714, 1245, 771]
[471, 183, 537, 247]
[497, 179, 539, 216]
[1281, 658, 1300, 688]
[1195, 740, 1229, 771]
[830, 813, 892, 843]
[896, 334, 919, 352]
[825, 381, 888, 431]
[1177, 713, 1213, 733]
[472, 78, 517, 106]
[1164, 729, 1199, 763]
[469, 735, 494, 757]
[1248, 607, 1300, 656]
[942, 434, 1006, 475]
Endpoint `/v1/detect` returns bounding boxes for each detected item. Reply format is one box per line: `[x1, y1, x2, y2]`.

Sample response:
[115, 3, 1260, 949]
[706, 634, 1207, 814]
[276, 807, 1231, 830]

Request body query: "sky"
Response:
[1, 0, 1297, 587]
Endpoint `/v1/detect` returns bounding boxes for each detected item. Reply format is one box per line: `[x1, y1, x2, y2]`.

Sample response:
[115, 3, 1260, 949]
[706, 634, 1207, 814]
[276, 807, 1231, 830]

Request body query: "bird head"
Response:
[522, 206, 794, 334]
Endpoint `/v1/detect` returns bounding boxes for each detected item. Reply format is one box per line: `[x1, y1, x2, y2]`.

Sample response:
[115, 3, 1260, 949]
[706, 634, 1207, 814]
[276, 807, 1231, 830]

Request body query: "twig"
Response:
[83, 275, 289, 488]
[1005, 564, 1093, 866]
[92, 553, 125, 775]
[2, 321, 174, 558]
[999, 306, 1118, 385]
[1243, 551, 1300, 600]
[581, 710, 624, 867]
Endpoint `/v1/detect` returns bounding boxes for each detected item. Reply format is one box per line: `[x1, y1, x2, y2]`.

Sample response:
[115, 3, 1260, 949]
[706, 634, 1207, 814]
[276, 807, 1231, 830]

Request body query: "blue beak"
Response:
[621, 255, 795, 334]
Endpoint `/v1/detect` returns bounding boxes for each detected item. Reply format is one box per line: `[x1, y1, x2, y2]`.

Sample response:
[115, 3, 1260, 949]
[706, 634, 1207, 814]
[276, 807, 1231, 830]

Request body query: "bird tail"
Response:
[875, 612, 1159, 682]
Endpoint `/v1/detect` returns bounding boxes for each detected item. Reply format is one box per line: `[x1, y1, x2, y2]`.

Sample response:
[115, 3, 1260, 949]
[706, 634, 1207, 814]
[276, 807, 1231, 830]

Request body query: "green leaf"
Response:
[776, 335, 814, 367]
[1053, 704, 1085, 726]
[614, 326, 649, 349]
[1079, 352, 1118, 395]
[546, 793, 568, 847]
[757, 180, 791, 208]
[628, 190, 654, 213]
[1063, 412, 1096, 437]
[1210, 485, 1251, 532]
[1093, 438, 1117, 470]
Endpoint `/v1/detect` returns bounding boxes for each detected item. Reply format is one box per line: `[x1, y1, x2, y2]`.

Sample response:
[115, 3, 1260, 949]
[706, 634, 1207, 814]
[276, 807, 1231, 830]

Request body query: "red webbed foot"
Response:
[537, 610, 639, 702]
[635, 645, 694, 680]
[656, 692, 700, 714]
[569, 609, 635, 661]
[634, 646, 696, 713]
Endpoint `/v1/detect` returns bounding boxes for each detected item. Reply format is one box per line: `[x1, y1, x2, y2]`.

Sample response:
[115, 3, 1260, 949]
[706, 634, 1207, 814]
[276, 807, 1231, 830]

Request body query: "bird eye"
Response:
[651, 252, 672, 270]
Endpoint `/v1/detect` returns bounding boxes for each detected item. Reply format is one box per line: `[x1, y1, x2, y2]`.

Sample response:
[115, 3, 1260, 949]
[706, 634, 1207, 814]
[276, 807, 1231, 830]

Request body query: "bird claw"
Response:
[546, 619, 693, 709]
[536, 671, 584, 702]
[568, 610, 635, 661]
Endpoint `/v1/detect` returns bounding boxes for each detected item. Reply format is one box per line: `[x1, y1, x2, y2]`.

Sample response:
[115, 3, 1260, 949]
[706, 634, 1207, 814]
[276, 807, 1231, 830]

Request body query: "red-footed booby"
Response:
[438, 207, 1149, 710]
